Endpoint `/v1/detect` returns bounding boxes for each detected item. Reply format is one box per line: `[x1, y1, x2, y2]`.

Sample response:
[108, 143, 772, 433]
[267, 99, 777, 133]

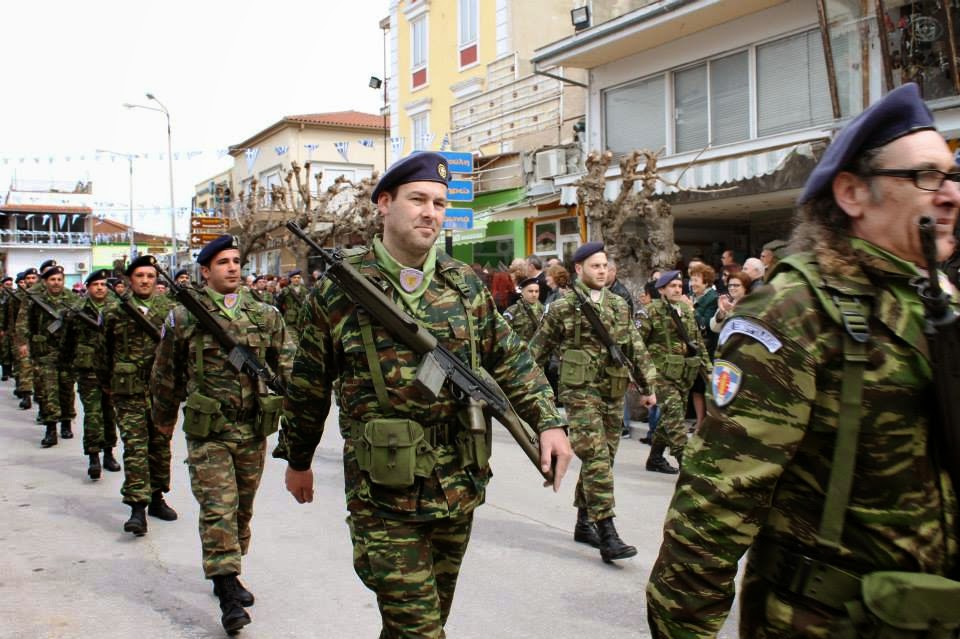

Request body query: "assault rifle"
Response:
[26, 289, 99, 334]
[285, 221, 554, 482]
[155, 267, 286, 396]
[570, 285, 644, 388]
[105, 282, 162, 342]
[916, 216, 960, 571]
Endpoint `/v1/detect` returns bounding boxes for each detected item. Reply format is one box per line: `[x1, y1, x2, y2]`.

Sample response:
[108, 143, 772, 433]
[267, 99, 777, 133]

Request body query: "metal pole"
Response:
[383, 26, 389, 168]
[128, 155, 135, 260]
[444, 228, 453, 255]
[164, 111, 177, 268]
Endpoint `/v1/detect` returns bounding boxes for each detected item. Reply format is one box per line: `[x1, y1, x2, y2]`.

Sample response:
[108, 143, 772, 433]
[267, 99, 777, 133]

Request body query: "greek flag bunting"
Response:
[334, 141, 350, 162]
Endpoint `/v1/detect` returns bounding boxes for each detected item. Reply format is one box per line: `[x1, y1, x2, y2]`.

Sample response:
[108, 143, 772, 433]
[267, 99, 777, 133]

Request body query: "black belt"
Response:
[749, 542, 862, 611]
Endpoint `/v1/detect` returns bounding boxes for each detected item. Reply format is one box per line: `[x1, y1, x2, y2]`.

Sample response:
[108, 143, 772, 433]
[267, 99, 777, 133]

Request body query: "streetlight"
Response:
[96, 149, 138, 262]
[123, 93, 177, 268]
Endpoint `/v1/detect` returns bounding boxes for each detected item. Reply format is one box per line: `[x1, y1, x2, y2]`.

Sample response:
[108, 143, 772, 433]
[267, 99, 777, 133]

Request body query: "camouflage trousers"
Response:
[348, 510, 474, 639]
[652, 382, 691, 459]
[76, 369, 117, 454]
[35, 355, 76, 422]
[565, 389, 623, 521]
[13, 350, 32, 394]
[115, 393, 172, 504]
[186, 436, 266, 578]
[1, 333, 11, 371]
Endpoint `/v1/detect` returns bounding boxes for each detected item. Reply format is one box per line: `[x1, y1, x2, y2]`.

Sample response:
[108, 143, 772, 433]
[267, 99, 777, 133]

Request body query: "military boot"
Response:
[87, 453, 102, 480]
[18, 393, 31, 410]
[212, 574, 252, 633]
[213, 574, 255, 607]
[123, 503, 148, 536]
[645, 443, 678, 474]
[60, 420, 73, 439]
[102, 448, 121, 472]
[573, 507, 601, 548]
[40, 423, 57, 448]
[2, 365, 9, 381]
[147, 491, 178, 521]
[596, 517, 638, 564]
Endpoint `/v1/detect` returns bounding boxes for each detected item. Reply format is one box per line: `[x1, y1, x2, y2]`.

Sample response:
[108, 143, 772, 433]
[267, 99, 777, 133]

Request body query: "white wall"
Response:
[6, 247, 92, 284]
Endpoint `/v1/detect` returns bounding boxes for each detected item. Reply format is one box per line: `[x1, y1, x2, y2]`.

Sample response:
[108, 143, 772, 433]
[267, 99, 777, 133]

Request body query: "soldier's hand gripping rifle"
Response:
[285, 221, 554, 482]
[917, 215, 960, 575]
[25, 290, 99, 334]
[105, 281, 162, 343]
[570, 285, 644, 387]
[155, 267, 286, 396]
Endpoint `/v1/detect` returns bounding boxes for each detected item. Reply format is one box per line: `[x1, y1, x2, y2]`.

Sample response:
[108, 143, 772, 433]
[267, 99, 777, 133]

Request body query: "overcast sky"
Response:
[0, 0, 387, 236]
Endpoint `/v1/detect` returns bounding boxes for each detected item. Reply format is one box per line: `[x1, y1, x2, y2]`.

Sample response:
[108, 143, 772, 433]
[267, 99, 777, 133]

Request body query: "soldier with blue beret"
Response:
[9, 270, 36, 408]
[648, 82, 960, 637]
[502, 276, 543, 343]
[276, 267, 306, 340]
[277, 150, 572, 636]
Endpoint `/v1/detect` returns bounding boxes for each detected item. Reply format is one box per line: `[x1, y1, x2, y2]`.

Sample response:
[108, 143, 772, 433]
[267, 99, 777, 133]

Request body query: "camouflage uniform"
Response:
[0, 289, 12, 378]
[637, 298, 711, 460]
[529, 281, 656, 522]
[274, 245, 563, 638]
[151, 287, 295, 578]
[63, 297, 117, 455]
[15, 287, 80, 423]
[501, 299, 543, 343]
[276, 283, 307, 337]
[646, 241, 960, 637]
[8, 288, 33, 396]
[104, 292, 174, 504]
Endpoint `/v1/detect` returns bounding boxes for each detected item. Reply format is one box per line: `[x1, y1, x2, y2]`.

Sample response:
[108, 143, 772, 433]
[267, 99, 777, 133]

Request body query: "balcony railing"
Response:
[0, 229, 92, 246]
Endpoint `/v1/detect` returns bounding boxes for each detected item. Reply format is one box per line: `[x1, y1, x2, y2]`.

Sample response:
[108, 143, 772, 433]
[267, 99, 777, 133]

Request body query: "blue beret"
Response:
[287, 269, 302, 278]
[518, 277, 539, 289]
[174, 269, 189, 280]
[1, 276, 11, 284]
[125, 254, 158, 276]
[371, 151, 449, 203]
[196, 234, 240, 266]
[22, 268, 38, 277]
[85, 269, 110, 285]
[40, 265, 64, 280]
[655, 270, 682, 289]
[572, 241, 605, 264]
[14, 272, 24, 282]
[39, 259, 58, 273]
[799, 83, 936, 204]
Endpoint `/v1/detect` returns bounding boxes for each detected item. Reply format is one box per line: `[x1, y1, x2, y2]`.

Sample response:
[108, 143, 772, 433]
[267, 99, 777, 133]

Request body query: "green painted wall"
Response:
[450, 188, 526, 265]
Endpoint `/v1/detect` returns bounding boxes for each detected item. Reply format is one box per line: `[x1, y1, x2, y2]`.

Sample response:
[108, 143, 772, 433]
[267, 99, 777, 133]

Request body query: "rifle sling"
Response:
[666, 303, 699, 357]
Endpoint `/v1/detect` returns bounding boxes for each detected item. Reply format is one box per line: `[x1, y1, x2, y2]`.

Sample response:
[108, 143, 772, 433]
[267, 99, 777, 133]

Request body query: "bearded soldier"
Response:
[647, 83, 960, 638]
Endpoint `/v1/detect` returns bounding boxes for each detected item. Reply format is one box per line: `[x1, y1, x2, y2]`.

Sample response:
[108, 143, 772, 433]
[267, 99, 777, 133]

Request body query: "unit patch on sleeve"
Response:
[718, 318, 782, 353]
[711, 359, 743, 408]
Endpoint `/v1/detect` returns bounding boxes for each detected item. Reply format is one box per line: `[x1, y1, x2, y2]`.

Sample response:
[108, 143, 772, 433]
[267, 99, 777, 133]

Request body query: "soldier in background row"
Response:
[0, 276, 12, 381]
[10, 269, 37, 410]
[152, 235, 295, 634]
[501, 277, 543, 343]
[276, 269, 306, 339]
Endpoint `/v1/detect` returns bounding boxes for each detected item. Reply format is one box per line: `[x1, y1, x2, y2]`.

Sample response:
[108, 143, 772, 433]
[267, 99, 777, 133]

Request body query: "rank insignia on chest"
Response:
[224, 293, 239, 310]
[399, 268, 424, 293]
[711, 359, 742, 408]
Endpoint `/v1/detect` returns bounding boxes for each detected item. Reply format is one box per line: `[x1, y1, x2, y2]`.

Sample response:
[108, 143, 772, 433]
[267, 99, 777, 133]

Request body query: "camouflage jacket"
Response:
[249, 288, 276, 307]
[61, 296, 114, 373]
[647, 243, 960, 638]
[2, 288, 22, 333]
[528, 281, 657, 397]
[104, 292, 173, 382]
[502, 299, 543, 343]
[274, 247, 563, 521]
[636, 298, 711, 389]
[15, 286, 83, 358]
[150, 287, 295, 441]
[276, 284, 307, 329]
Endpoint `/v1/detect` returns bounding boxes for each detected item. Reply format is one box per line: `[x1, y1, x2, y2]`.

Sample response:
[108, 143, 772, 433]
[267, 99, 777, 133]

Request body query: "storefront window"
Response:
[472, 236, 514, 269]
[879, 0, 960, 99]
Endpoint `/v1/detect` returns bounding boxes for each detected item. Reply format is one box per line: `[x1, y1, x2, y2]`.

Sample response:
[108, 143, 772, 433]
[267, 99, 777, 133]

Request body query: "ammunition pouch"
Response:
[560, 349, 597, 387]
[182, 391, 226, 438]
[30, 334, 48, 358]
[661, 353, 701, 387]
[455, 407, 491, 469]
[603, 365, 630, 399]
[111, 361, 144, 395]
[847, 572, 960, 638]
[255, 394, 284, 437]
[75, 344, 96, 370]
[353, 419, 436, 488]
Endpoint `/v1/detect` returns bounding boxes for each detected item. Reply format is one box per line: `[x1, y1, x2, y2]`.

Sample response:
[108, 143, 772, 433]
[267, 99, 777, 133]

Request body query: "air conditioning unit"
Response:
[535, 149, 567, 180]
[75, 262, 87, 271]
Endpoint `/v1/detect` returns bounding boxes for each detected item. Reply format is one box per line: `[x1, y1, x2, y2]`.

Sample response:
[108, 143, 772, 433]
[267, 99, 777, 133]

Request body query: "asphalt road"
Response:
[0, 381, 739, 638]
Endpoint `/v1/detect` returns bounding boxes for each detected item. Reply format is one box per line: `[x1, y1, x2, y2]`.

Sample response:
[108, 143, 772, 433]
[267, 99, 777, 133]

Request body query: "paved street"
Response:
[0, 381, 738, 638]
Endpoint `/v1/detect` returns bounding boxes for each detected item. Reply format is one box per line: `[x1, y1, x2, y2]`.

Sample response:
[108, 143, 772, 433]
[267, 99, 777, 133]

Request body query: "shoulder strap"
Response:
[777, 253, 870, 550]
[357, 309, 393, 413]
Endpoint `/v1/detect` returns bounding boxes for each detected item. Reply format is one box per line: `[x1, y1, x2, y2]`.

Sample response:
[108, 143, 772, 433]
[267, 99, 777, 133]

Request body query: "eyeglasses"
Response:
[867, 168, 960, 191]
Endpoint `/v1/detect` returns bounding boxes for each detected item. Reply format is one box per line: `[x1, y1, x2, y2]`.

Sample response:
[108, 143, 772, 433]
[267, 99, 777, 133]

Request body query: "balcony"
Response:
[0, 229, 92, 247]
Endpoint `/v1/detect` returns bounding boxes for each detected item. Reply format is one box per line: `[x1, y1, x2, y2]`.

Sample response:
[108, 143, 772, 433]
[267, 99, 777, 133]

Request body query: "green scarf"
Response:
[373, 237, 436, 312]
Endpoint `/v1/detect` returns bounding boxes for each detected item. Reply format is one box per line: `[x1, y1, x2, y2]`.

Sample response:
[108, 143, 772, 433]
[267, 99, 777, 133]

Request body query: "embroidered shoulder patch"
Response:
[711, 360, 743, 408]
[502, 311, 514, 321]
[718, 318, 782, 353]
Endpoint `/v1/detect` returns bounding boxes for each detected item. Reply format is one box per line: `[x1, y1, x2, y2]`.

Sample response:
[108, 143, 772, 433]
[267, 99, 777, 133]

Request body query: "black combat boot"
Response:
[87, 453, 102, 480]
[60, 420, 73, 439]
[13, 388, 22, 399]
[2, 365, 9, 381]
[18, 393, 31, 410]
[102, 448, 121, 472]
[40, 423, 57, 448]
[212, 574, 252, 633]
[147, 491, 178, 521]
[123, 503, 148, 536]
[213, 574, 255, 607]
[596, 517, 638, 564]
[645, 443, 678, 474]
[573, 507, 601, 548]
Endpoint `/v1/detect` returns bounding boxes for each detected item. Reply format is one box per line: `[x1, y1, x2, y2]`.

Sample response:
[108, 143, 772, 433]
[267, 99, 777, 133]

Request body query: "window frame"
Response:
[458, 0, 479, 70]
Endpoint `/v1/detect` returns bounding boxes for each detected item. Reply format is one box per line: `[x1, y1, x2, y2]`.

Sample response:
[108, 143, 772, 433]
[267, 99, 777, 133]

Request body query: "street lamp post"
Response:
[97, 149, 138, 261]
[123, 93, 177, 268]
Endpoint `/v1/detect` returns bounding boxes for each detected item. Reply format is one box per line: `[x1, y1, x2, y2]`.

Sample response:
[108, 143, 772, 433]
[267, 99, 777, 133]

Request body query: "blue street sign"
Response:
[443, 208, 474, 230]
[447, 179, 474, 202]
[440, 151, 473, 175]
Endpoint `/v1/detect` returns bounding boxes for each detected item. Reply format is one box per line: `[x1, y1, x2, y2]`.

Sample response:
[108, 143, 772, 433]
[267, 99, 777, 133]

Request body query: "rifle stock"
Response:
[285, 221, 552, 482]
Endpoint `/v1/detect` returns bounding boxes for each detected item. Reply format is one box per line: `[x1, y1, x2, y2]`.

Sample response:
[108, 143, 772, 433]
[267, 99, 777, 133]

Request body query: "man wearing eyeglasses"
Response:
[647, 82, 960, 638]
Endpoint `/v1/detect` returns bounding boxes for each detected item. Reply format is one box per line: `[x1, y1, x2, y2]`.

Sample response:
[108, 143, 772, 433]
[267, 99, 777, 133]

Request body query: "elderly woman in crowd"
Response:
[709, 271, 752, 332]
